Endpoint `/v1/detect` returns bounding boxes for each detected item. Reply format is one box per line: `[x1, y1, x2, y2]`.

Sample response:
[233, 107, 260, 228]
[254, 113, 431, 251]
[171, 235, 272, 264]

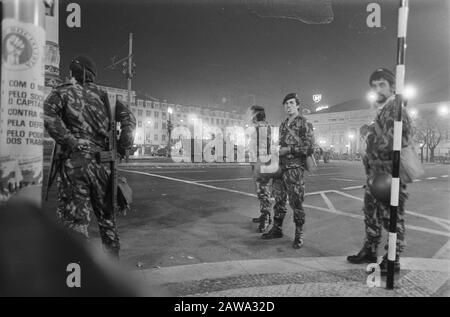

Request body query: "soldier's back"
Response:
[55, 82, 111, 149]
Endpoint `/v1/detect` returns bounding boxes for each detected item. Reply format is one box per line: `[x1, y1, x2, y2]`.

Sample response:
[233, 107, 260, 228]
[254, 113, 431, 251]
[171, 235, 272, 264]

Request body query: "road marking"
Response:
[341, 185, 364, 190]
[413, 179, 421, 182]
[320, 193, 336, 212]
[330, 178, 359, 182]
[433, 240, 450, 259]
[120, 169, 258, 198]
[442, 175, 448, 178]
[120, 169, 450, 238]
[150, 170, 208, 174]
[427, 177, 438, 180]
[332, 190, 450, 227]
[195, 178, 253, 183]
[304, 203, 450, 238]
[307, 173, 340, 177]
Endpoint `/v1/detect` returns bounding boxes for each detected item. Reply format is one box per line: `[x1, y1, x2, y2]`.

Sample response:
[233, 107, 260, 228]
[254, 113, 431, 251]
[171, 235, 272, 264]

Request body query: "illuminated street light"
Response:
[367, 91, 377, 102]
[438, 103, 449, 116]
[188, 114, 198, 122]
[403, 85, 417, 100]
[408, 108, 418, 119]
[167, 107, 173, 115]
[348, 134, 355, 139]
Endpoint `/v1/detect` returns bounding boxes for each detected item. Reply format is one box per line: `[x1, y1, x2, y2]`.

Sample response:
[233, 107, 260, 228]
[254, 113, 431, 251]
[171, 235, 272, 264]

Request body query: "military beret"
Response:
[282, 93, 300, 105]
[70, 55, 97, 77]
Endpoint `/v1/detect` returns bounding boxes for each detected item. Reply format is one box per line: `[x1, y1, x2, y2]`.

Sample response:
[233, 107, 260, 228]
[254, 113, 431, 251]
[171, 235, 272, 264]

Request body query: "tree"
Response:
[412, 125, 428, 163]
[411, 106, 447, 163]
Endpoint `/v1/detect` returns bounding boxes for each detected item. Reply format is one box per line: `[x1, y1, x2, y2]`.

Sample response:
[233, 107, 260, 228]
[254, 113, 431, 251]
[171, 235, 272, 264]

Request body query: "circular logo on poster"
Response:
[2, 26, 39, 71]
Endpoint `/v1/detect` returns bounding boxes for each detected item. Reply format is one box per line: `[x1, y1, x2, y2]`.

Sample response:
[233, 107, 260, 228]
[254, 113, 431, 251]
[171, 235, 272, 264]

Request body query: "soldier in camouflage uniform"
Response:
[248, 106, 272, 232]
[262, 93, 315, 249]
[347, 68, 412, 274]
[44, 56, 136, 259]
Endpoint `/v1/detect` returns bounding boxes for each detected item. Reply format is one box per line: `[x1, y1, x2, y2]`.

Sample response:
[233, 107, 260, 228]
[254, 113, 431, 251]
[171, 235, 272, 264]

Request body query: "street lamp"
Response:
[408, 108, 418, 119]
[167, 107, 173, 158]
[403, 85, 417, 100]
[438, 103, 449, 116]
[367, 91, 377, 103]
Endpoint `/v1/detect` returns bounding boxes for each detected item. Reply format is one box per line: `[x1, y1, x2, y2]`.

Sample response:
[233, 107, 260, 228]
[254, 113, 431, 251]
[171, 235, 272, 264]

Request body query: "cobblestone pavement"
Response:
[134, 257, 450, 297]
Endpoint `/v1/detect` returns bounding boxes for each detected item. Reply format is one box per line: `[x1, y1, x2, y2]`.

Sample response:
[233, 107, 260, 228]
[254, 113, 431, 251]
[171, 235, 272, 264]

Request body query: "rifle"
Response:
[45, 142, 61, 201]
[98, 93, 132, 215]
[100, 93, 118, 213]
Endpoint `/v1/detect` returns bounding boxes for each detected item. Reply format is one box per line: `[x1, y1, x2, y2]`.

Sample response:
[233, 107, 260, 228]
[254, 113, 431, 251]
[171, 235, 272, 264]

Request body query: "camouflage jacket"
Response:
[279, 115, 315, 169]
[248, 120, 271, 164]
[364, 98, 412, 176]
[44, 82, 136, 155]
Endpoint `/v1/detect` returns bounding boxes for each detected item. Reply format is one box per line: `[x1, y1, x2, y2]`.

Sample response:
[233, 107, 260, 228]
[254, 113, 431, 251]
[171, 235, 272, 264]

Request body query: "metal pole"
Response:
[127, 32, 133, 104]
[0, 0, 46, 205]
[387, 0, 409, 290]
[167, 112, 172, 158]
[125, 32, 133, 162]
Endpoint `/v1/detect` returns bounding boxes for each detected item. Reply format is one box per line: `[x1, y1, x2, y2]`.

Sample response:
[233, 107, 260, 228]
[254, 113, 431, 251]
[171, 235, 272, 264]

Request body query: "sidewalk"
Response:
[131, 256, 450, 297]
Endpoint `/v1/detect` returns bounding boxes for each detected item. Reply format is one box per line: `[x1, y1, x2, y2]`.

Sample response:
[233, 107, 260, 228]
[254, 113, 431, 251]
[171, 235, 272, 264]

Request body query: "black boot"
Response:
[261, 217, 283, 239]
[347, 245, 377, 264]
[379, 254, 400, 275]
[292, 225, 304, 249]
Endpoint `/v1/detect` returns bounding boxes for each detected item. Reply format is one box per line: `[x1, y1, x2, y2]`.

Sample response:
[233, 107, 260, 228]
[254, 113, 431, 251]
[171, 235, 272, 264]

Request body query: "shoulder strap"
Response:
[286, 125, 301, 144]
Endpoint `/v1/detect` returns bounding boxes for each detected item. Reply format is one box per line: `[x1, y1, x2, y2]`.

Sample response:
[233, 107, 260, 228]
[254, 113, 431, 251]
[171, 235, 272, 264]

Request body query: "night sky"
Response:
[58, 0, 449, 123]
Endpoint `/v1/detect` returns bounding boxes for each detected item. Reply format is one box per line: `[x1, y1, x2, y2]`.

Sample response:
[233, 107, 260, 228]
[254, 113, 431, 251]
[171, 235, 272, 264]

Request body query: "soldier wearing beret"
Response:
[44, 55, 136, 259]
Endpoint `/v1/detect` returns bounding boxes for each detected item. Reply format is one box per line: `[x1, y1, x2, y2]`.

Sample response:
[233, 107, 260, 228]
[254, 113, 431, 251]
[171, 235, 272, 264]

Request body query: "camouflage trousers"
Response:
[56, 154, 119, 254]
[272, 167, 305, 227]
[363, 183, 407, 255]
[253, 174, 272, 221]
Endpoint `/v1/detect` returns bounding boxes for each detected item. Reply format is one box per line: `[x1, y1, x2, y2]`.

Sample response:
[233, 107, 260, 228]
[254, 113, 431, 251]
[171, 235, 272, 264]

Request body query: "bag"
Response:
[117, 176, 133, 215]
[400, 143, 425, 183]
[305, 155, 317, 172]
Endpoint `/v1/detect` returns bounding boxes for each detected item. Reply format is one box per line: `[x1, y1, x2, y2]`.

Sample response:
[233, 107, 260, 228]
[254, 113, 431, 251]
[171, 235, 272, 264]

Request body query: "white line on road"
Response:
[433, 240, 450, 259]
[427, 177, 438, 180]
[320, 193, 337, 212]
[442, 175, 449, 178]
[306, 173, 341, 177]
[122, 169, 450, 238]
[120, 169, 258, 198]
[330, 178, 359, 182]
[413, 179, 421, 182]
[341, 185, 364, 190]
[194, 178, 253, 183]
[304, 204, 450, 238]
[332, 190, 450, 227]
[150, 171, 208, 174]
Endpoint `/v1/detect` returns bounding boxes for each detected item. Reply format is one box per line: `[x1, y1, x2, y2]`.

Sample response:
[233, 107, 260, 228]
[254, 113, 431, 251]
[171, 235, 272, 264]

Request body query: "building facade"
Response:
[305, 98, 450, 158]
[305, 99, 375, 155]
[99, 86, 245, 156]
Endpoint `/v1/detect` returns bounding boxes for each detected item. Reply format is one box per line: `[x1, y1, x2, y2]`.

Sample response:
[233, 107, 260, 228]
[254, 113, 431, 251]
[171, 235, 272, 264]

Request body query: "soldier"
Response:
[248, 105, 272, 232]
[44, 55, 136, 259]
[262, 93, 315, 249]
[347, 68, 412, 275]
